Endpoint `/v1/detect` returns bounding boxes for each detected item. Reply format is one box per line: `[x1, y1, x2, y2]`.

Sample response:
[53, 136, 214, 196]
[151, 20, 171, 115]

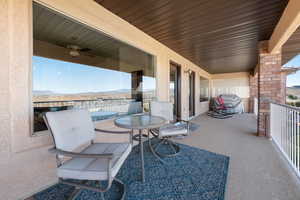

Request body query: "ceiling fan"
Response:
[66, 44, 91, 57]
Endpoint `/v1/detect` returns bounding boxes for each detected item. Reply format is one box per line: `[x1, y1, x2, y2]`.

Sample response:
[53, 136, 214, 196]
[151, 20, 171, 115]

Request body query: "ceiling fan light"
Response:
[69, 50, 80, 57]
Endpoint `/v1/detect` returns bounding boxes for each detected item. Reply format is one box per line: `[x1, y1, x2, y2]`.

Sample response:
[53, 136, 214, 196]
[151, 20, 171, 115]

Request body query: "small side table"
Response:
[114, 113, 166, 182]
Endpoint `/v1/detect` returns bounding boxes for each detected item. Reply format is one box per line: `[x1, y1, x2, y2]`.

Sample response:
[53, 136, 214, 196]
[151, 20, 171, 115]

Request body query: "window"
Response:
[200, 76, 210, 102]
[32, 3, 156, 134]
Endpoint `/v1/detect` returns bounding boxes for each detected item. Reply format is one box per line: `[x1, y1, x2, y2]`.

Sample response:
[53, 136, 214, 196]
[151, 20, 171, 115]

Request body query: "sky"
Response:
[283, 54, 300, 87]
[33, 53, 300, 93]
[32, 56, 156, 94]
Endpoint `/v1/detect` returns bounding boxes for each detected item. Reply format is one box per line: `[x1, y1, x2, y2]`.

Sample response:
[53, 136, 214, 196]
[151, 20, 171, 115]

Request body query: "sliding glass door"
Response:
[189, 71, 195, 117]
[170, 62, 181, 120]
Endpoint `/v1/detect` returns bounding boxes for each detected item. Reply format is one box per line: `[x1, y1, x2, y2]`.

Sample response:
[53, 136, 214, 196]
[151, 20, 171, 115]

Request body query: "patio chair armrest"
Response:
[174, 118, 191, 134]
[48, 147, 114, 159]
[95, 128, 131, 134]
[175, 117, 190, 123]
[179, 119, 190, 123]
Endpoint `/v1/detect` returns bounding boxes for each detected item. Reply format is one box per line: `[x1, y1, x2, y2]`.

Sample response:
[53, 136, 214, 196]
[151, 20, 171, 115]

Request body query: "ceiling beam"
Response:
[269, 0, 300, 53]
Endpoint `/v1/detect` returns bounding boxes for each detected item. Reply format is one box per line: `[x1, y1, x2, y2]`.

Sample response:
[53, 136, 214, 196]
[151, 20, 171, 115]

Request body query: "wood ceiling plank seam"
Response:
[117, 0, 172, 20]
[124, 0, 211, 25]
[190, 50, 257, 61]
[135, 0, 279, 33]
[134, 0, 256, 31]
[152, 5, 285, 41]
[97, 0, 131, 14]
[166, 28, 274, 49]
[154, 17, 280, 43]
[64, 0, 289, 73]
[159, 22, 276, 48]
[169, 31, 274, 53]
[197, 50, 258, 60]
[199, 52, 258, 63]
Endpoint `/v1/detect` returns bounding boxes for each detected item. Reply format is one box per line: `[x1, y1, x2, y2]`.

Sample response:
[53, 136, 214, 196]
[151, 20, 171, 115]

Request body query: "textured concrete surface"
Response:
[1, 114, 300, 200]
[182, 114, 300, 200]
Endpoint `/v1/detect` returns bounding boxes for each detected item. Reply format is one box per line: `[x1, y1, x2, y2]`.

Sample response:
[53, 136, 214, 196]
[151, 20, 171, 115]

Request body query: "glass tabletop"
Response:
[114, 113, 166, 130]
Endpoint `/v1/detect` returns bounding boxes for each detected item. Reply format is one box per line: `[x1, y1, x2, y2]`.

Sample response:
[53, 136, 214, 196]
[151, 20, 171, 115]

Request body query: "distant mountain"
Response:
[287, 86, 300, 97]
[291, 85, 300, 89]
[33, 88, 155, 102]
[33, 89, 155, 96]
[33, 90, 55, 95]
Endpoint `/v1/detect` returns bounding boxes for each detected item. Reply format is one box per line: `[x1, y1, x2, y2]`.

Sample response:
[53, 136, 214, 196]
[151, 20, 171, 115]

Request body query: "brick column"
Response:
[257, 41, 286, 137]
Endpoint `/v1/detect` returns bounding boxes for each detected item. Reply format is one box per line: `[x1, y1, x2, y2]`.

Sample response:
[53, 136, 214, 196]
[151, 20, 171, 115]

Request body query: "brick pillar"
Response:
[249, 72, 258, 113]
[257, 41, 286, 137]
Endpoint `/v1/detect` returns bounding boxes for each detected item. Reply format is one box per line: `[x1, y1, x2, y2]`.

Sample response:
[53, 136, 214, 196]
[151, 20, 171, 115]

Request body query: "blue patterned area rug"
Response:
[30, 140, 229, 200]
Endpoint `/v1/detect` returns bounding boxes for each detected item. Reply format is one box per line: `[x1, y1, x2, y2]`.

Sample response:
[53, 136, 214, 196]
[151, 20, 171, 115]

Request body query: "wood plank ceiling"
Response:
[95, 0, 288, 74]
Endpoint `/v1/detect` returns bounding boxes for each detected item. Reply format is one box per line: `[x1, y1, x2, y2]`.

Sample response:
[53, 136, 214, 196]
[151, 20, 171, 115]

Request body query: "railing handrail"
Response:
[270, 101, 300, 111]
[33, 99, 135, 104]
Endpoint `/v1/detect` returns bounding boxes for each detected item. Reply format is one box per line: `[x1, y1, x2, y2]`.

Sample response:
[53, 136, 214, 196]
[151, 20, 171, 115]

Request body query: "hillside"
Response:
[286, 86, 300, 97]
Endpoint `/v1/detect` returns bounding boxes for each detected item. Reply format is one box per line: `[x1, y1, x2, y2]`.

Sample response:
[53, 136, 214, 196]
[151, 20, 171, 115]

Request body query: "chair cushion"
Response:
[150, 101, 174, 122]
[46, 110, 95, 151]
[57, 143, 132, 180]
[159, 123, 188, 137]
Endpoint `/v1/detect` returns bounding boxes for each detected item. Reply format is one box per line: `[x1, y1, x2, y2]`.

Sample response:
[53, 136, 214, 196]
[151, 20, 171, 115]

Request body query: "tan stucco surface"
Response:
[269, 0, 300, 53]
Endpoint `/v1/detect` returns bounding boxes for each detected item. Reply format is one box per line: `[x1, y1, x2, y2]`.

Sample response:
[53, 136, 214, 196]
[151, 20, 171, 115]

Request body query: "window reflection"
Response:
[32, 3, 156, 134]
[200, 76, 210, 102]
[33, 55, 156, 132]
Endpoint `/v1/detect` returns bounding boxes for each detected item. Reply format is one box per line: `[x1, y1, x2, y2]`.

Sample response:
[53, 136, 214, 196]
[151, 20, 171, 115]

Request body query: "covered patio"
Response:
[1, 114, 299, 199]
[1, 0, 300, 199]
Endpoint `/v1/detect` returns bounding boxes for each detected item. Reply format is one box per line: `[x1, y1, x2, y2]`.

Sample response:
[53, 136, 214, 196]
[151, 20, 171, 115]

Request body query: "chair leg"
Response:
[148, 135, 166, 164]
[61, 178, 125, 200]
[68, 187, 81, 200]
[167, 140, 178, 154]
[156, 138, 180, 157]
[101, 192, 105, 200]
[153, 139, 164, 151]
[114, 178, 126, 200]
[148, 131, 180, 163]
[98, 179, 125, 200]
[167, 140, 180, 156]
[154, 138, 180, 157]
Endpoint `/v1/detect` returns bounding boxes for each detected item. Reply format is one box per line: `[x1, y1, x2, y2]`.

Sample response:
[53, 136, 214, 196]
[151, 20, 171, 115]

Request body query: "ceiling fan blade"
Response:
[80, 48, 91, 52]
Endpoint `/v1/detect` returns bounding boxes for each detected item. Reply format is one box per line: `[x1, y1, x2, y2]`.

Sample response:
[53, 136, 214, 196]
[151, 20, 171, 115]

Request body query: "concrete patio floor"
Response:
[182, 113, 300, 200]
[1, 113, 300, 200]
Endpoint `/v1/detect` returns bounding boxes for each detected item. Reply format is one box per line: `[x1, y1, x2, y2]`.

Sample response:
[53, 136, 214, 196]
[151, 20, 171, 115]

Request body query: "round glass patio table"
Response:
[114, 113, 166, 183]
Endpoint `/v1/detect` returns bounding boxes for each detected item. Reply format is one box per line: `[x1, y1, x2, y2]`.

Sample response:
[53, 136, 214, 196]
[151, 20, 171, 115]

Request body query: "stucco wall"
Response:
[211, 72, 250, 112]
[0, 0, 11, 159]
[0, 0, 211, 155]
[211, 72, 250, 98]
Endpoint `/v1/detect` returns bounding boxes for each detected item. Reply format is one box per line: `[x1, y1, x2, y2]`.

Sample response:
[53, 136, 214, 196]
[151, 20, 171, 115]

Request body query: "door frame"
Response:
[189, 70, 195, 117]
[170, 61, 181, 120]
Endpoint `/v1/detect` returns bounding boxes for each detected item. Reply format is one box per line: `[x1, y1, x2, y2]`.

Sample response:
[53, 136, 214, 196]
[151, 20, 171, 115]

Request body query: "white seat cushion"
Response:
[46, 109, 95, 151]
[150, 101, 174, 122]
[159, 123, 188, 137]
[57, 143, 132, 180]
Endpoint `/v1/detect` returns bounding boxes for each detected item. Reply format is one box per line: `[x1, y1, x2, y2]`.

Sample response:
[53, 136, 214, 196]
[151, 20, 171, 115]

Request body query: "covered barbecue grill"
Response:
[208, 94, 244, 118]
